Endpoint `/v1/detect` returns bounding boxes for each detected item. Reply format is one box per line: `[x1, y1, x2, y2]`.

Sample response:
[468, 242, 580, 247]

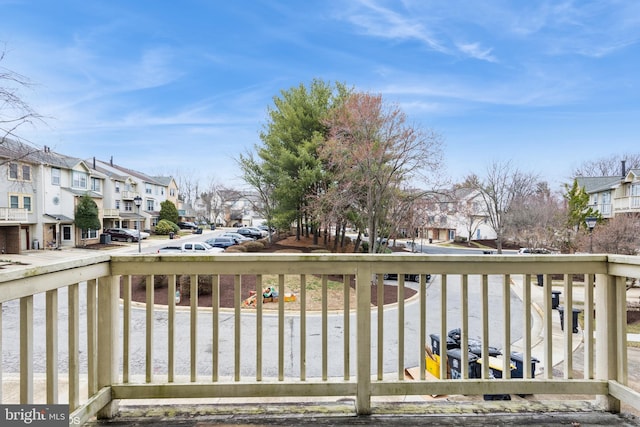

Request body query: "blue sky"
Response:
[2, 0, 639, 192]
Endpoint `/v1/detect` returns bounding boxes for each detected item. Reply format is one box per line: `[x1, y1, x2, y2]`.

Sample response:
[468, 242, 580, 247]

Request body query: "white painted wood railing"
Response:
[1, 253, 639, 425]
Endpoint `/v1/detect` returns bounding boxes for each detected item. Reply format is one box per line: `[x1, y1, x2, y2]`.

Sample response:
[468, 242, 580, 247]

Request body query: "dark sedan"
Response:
[383, 273, 431, 282]
[236, 227, 261, 239]
[103, 228, 139, 243]
[205, 237, 237, 248]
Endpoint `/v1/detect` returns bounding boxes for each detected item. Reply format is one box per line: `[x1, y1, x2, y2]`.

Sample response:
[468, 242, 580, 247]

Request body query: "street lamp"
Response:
[134, 195, 142, 253]
[585, 216, 597, 253]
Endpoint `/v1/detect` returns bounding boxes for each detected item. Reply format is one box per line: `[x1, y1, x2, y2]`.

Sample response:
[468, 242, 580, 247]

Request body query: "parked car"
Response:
[518, 248, 551, 254]
[124, 229, 149, 239]
[157, 241, 224, 253]
[383, 273, 431, 282]
[236, 227, 262, 239]
[220, 232, 253, 243]
[104, 228, 140, 243]
[205, 237, 237, 248]
[177, 221, 198, 230]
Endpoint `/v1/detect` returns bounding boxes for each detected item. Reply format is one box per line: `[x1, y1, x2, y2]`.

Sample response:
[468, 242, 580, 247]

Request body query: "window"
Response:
[8, 194, 31, 210]
[81, 229, 98, 239]
[146, 183, 152, 194]
[22, 165, 31, 181]
[63, 226, 72, 241]
[124, 201, 133, 212]
[51, 168, 61, 185]
[115, 182, 120, 193]
[72, 171, 87, 189]
[9, 163, 18, 179]
[91, 177, 101, 192]
[146, 200, 154, 211]
[115, 200, 120, 209]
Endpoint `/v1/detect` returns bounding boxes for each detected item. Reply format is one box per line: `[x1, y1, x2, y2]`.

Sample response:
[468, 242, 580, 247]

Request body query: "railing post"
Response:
[595, 272, 621, 412]
[97, 274, 120, 418]
[356, 263, 372, 415]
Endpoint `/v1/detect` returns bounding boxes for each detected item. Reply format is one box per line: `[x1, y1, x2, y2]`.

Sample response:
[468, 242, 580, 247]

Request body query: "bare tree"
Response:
[571, 153, 640, 177]
[583, 214, 640, 256]
[1, 48, 43, 145]
[471, 161, 538, 253]
[320, 92, 443, 253]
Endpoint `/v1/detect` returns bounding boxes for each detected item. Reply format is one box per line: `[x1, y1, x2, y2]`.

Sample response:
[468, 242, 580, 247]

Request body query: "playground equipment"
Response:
[242, 286, 296, 308]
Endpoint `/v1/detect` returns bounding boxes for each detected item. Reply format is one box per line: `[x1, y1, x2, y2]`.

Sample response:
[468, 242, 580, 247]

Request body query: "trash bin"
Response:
[510, 352, 539, 378]
[99, 234, 111, 244]
[551, 290, 561, 309]
[510, 351, 540, 397]
[32, 239, 40, 250]
[169, 232, 175, 239]
[429, 333, 458, 356]
[557, 306, 582, 333]
[482, 370, 512, 401]
[193, 228, 203, 234]
[428, 238, 433, 243]
[478, 356, 514, 401]
[536, 274, 544, 286]
[446, 348, 480, 379]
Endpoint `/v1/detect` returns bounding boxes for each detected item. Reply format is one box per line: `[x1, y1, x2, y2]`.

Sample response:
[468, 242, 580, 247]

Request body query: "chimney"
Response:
[622, 160, 626, 177]
[93, 157, 96, 169]
[110, 156, 113, 166]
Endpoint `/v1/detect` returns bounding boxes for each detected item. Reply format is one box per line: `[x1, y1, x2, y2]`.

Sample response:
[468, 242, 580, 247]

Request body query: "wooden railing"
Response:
[1, 253, 639, 425]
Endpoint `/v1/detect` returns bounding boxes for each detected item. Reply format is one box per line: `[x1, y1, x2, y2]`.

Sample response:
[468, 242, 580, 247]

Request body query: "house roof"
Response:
[43, 213, 74, 223]
[0, 138, 85, 169]
[575, 176, 622, 193]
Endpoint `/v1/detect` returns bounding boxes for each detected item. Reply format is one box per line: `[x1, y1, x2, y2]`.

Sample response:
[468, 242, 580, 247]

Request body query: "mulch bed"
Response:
[124, 234, 415, 308]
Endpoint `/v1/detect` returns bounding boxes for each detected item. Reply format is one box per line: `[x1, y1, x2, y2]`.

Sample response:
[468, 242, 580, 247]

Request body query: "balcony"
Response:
[0, 207, 28, 222]
[119, 191, 138, 200]
[102, 209, 120, 218]
[614, 195, 640, 213]
[1, 253, 639, 425]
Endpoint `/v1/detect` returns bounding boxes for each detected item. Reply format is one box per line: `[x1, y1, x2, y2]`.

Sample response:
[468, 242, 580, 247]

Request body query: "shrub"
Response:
[225, 245, 247, 253]
[179, 274, 213, 297]
[156, 219, 179, 235]
[242, 241, 265, 252]
[311, 249, 331, 253]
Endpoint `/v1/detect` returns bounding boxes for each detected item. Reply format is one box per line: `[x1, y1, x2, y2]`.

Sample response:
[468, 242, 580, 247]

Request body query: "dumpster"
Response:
[446, 348, 480, 379]
[551, 290, 561, 309]
[557, 306, 582, 333]
[429, 333, 458, 356]
[99, 233, 111, 244]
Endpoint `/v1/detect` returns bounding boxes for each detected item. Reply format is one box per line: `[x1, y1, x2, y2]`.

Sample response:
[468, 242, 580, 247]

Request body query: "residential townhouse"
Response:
[87, 158, 178, 232]
[1, 139, 106, 253]
[0, 139, 178, 254]
[576, 161, 640, 219]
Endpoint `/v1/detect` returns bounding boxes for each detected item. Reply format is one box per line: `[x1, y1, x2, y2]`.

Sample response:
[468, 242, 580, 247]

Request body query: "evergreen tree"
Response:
[159, 200, 179, 224]
[74, 194, 101, 233]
